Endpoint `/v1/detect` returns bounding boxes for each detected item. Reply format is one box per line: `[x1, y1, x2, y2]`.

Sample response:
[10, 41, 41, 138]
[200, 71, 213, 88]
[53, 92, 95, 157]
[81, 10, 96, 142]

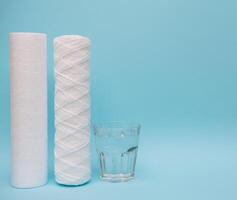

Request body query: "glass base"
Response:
[100, 173, 135, 182]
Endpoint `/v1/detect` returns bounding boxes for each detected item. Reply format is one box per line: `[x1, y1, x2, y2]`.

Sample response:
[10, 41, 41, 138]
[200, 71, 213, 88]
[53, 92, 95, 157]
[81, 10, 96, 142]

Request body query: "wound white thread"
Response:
[54, 35, 91, 185]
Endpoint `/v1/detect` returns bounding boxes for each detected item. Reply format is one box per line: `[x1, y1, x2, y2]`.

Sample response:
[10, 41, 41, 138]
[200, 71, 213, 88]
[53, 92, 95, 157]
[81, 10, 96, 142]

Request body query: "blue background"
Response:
[0, 0, 237, 199]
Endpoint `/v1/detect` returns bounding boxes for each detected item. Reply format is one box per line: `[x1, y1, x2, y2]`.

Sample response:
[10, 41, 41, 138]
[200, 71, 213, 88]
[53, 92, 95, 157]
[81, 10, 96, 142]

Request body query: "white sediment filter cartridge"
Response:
[54, 35, 91, 185]
[9, 32, 48, 188]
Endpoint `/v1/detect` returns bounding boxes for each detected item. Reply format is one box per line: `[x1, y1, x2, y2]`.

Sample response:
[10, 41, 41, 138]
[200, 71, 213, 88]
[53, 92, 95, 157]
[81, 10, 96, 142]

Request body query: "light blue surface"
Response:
[0, 0, 237, 199]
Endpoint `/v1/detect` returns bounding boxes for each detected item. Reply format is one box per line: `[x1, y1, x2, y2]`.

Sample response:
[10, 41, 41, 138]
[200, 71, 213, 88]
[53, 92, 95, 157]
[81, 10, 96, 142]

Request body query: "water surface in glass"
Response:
[94, 122, 141, 182]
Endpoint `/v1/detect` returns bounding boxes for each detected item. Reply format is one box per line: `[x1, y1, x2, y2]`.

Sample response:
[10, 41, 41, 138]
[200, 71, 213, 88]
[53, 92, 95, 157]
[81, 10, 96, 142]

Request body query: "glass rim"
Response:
[93, 121, 141, 129]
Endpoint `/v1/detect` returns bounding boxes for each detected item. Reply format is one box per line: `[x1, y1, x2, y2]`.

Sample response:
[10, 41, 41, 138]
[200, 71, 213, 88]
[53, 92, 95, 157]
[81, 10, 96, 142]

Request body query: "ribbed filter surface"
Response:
[54, 35, 91, 185]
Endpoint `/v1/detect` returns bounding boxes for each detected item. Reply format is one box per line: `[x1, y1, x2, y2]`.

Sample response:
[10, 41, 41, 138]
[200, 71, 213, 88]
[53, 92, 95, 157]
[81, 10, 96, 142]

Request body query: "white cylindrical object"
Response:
[54, 35, 91, 185]
[10, 32, 48, 188]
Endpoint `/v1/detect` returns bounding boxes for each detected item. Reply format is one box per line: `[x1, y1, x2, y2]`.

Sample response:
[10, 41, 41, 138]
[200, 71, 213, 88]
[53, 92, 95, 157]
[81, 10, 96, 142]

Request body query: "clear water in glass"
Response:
[94, 122, 141, 182]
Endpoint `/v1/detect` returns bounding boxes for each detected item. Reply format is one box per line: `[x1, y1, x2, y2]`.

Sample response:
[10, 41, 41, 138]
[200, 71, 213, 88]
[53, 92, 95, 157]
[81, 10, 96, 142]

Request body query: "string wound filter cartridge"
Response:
[10, 32, 48, 188]
[54, 35, 91, 185]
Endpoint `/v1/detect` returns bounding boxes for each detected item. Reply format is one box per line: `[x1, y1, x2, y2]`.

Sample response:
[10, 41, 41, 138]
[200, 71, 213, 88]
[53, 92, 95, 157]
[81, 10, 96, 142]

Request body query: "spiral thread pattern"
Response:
[54, 35, 91, 185]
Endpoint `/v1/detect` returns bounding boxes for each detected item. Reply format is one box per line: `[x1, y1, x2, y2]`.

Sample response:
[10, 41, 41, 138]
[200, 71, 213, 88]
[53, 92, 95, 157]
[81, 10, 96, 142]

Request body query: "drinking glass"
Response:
[94, 122, 141, 182]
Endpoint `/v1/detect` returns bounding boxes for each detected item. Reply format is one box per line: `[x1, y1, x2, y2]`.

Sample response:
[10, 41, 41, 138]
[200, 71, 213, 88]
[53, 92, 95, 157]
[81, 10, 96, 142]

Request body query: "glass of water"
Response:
[94, 122, 141, 182]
